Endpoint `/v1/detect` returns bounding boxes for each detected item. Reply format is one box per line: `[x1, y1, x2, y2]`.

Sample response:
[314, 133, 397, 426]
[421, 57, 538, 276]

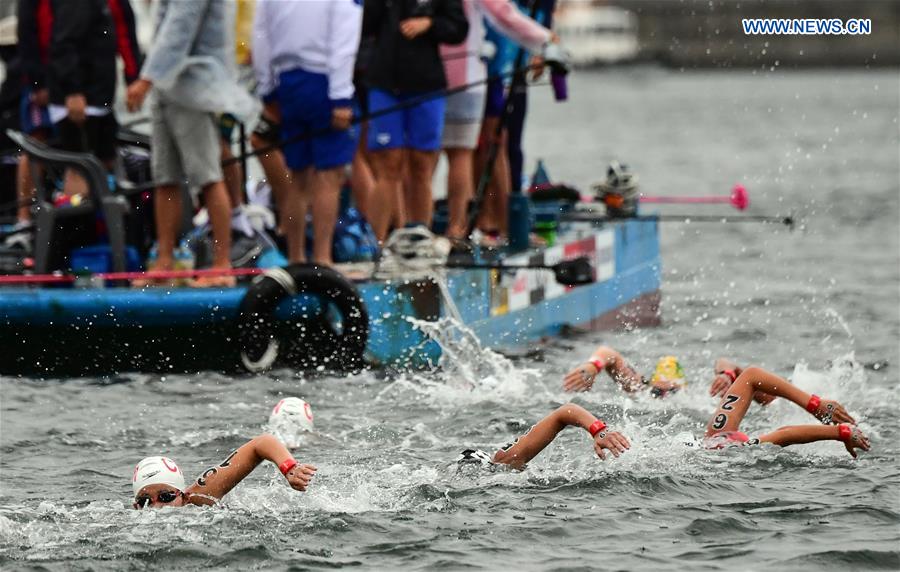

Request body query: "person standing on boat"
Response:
[363, 0, 468, 242]
[126, 0, 259, 288]
[440, 0, 556, 240]
[131, 433, 316, 509]
[12, 0, 55, 230]
[16, 0, 141, 206]
[252, 0, 362, 266]
[474, 0, 557, 241]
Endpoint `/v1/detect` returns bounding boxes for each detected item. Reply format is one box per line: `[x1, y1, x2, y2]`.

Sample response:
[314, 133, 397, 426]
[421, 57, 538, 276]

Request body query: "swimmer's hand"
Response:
[814, 398, 855, 425]
[709, 373, 733, 398]
[844, 426, 871, 459]
[594, 431, 630, 460]
[563, 362, 600, 392]
[285, 464, 317, 492]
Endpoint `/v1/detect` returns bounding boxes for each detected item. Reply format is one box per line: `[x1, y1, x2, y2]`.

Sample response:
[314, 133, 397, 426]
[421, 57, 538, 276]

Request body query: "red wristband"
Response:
[806, 394, 821, 414]
[278, 458, 297, 476]
[838, 424, 852, 442]
[589, 359, 605, 372]
[719, 369, 737, 382]
[588, 419, 607, 437]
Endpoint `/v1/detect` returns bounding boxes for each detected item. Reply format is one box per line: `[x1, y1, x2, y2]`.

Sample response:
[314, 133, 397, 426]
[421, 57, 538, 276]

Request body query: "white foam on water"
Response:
[376, 317, 546, 407]
[225, 463, 444, 515]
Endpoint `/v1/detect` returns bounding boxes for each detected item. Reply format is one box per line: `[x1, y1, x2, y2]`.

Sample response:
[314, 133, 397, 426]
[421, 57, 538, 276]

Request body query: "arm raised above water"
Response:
[759, 424, 870, 458]
[493, 403, 630, 470]
[185, 434, 316, 505]
[563, 345, 644, 393]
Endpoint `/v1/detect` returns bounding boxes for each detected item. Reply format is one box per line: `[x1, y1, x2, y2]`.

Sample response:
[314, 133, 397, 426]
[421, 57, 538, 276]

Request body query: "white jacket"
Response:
[253, 0, 363, 103]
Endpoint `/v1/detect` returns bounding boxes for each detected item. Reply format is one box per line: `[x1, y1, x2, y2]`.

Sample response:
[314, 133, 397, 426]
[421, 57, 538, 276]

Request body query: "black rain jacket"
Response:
[363, 0, 468, 94]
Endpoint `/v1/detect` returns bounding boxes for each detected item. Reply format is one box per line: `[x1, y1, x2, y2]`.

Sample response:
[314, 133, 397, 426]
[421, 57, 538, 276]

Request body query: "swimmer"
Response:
[457, 403, 631, 470]
[131, 434, 317, 509]
[563, 345, 773, 405]
[562, 345, 688, 397]
[702, 366, 870, 457]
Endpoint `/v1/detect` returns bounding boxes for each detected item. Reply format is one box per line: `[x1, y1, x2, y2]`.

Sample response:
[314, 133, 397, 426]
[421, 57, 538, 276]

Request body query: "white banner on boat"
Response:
[497, 229, 615, 314]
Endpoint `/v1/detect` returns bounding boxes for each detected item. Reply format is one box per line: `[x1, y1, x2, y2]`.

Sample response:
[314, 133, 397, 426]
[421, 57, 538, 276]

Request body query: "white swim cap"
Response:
[268, 397, 314, 447]
[269, 397, 314, 431]
[132, 456, 186, 497]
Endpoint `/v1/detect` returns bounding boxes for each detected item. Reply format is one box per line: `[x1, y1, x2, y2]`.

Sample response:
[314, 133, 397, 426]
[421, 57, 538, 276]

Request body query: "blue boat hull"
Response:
[0, 220, 660, 375]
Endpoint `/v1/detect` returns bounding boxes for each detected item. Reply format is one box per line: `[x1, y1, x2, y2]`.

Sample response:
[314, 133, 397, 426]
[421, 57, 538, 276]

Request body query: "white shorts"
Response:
[441, 89, 486, 150]
[150, 95, 222, 191]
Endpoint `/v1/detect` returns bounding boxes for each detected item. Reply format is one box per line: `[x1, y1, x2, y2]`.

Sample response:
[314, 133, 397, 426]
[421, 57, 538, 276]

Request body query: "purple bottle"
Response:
[543, 43, 570, 102]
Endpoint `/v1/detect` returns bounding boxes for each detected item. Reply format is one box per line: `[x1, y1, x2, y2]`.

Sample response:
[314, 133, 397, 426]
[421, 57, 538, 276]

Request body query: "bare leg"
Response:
[473, 118, 510, 236]
[445, 147, 473, 239]
[406, 149, 439, 227]
[487, 129, 510, 236]
[153, 184, 183, 270]
[401, 150, 414, 226]
[221, 141, 245, 207]
[201, 180, 233, 270]
[282, 166, 312, 263]
[250, 133, 292, 232]
[16, 154, 36, 223]
[472, 119, 493, 229]
[350, 125, 374, 220]
[310, 166, 344, 265]
[368, 148, 405, 242]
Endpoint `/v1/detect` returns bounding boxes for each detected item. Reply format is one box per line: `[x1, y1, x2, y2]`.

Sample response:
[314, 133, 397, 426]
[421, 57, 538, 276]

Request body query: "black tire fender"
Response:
[236, 264, 368, 372]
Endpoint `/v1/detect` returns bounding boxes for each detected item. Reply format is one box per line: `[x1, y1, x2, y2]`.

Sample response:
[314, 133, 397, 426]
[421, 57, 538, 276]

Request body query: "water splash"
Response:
[376, 317, 545, 406]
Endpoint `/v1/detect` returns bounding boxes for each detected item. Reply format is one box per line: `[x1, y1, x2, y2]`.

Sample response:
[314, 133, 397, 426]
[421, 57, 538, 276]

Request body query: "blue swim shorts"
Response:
[367, 88, 445, 152]
[277, 68, 357, 171]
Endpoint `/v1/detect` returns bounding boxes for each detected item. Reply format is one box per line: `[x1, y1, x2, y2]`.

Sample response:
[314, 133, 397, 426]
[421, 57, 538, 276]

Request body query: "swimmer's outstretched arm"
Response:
[706, 366, 856, 437]
[758, 424, 870, 458]
[710, 358, 776, 405]
[563, 346, 644, 393]
[184, 434, 317, 506]
[492, 403, 630, 470]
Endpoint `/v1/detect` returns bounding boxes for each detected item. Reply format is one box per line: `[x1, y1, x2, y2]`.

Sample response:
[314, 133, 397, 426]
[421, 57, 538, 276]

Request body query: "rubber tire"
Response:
[236, 264, 368, 372]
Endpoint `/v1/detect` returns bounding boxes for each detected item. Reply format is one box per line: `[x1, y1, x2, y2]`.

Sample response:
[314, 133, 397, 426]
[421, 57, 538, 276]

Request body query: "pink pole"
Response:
[639, 184, 749, 211]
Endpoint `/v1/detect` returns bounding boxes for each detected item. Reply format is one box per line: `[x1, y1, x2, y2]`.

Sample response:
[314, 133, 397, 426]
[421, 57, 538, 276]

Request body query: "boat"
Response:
[0, 132, 661, 377]
[554, 3, 639, 66]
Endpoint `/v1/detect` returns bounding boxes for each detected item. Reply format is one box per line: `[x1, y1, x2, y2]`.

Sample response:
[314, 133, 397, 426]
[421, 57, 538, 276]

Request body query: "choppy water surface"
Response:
[2, 69, 898, 570]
